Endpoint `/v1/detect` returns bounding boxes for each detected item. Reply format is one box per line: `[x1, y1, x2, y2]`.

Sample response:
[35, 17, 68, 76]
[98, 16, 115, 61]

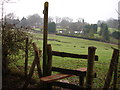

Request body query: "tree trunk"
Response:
[2, 46, 9, 75]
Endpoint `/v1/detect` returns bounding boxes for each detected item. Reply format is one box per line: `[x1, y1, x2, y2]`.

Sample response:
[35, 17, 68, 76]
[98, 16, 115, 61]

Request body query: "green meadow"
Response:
[32, 33, 118, 88]
[11, 33, 119, 88]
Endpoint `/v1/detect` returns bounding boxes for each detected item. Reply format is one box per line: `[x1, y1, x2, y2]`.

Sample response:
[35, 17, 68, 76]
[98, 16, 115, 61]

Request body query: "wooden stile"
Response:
[40, 45, 98, 89]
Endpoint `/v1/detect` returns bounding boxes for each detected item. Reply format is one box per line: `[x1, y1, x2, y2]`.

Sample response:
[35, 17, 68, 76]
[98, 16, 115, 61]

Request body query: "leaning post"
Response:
[43, 2, 49, 77]
[103, 48, 119, 89]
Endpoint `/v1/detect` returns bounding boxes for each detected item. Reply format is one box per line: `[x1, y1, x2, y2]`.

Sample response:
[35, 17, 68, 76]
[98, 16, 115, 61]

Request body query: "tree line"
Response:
[0, 13, 119, 42]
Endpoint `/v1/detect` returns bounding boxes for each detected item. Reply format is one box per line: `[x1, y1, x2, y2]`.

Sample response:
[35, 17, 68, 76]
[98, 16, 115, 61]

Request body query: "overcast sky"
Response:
[1, 0, 120, 23]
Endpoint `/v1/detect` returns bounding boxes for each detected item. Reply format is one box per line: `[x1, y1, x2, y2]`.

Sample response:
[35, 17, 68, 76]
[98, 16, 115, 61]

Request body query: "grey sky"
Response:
[2, 0, 120, 23]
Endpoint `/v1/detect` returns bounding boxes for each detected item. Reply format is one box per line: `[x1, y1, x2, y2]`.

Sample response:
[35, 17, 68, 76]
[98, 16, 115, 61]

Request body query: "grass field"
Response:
[10, 32, 119, 88]
[31, 33, 119, 88]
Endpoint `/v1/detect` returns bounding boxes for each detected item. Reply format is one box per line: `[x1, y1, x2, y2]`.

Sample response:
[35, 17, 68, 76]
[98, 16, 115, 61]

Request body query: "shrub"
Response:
[2, 23, 32, 74]
[111, 31, 120, 39]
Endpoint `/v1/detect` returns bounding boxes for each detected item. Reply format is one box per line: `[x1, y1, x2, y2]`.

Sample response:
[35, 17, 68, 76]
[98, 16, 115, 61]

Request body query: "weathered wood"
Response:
[85, 47, 96, 89]
[32, 43, 42, 78]
[47, 44, 52, 76]
[79, 75, 85, 88]
[113, 49, 119, 89]
[43, 1, 49, 77]
[23, 43, 42, 88]
[52, 51, 98, 61]
[23, 54, 37, 88]
[25, 38, 28, 77]
[103, 49, 119, 89]
[40, 68, 87, 83]
[51, 82, 81, 89]
[37, 50, 42, 78]
[52, 67, 86, 76]
[40, 73, 72, 83]
[113, 50, 119, 89]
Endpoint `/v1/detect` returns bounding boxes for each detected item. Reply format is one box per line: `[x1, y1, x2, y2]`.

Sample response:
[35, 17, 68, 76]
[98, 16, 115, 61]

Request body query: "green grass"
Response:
[11, 33, 119, 88]
[32, 33, 118, 88]
[108, 28, 119, 34]
[97, 27, 118, 34]
[56, 28, 66, 31]
[33, 28, 41, 31]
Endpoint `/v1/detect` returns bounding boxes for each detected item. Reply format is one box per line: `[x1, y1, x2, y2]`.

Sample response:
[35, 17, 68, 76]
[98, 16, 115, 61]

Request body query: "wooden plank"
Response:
[43, 1, 49, 77]
[40, 73, 72, 83]
[51, 81, 81, 89]
[52, 51, 98, 61]
[52, 67, 86, 76]
[40, 68, 87, 83]
[103, 48, 119, 89]
[85, 47, 96, 89]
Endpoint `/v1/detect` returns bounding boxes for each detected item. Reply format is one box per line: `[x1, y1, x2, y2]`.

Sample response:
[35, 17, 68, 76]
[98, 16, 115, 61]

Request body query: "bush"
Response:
[2, 23, 32, 74]
[111, 31, 120, 39]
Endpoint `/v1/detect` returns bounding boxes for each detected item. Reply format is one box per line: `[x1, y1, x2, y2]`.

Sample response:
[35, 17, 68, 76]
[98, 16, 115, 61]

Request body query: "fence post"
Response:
[113, 49, 119, 89]
[43, 1, 49, 77]
[25, 37, 28, 77]
[103, 48, 119, 89]
[79, 75, 85, 88]
[47, 44, 52, 76]
[85, 47, 96, 89]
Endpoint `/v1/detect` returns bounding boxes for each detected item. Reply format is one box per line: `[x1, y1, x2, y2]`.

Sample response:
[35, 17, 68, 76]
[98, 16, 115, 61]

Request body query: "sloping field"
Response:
[32, 33, 119, 88]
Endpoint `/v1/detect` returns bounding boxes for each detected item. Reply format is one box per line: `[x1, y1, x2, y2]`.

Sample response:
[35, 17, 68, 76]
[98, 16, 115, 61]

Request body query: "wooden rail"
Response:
[51, 82, 81, 89]
[52, 67, 86, 76]
[52, 51, 98, 61]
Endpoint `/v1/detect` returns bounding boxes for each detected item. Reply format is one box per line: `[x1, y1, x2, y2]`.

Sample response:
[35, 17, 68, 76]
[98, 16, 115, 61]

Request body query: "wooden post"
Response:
[43, 1, 49, 77]
[42, 44, 53, 89]
[79, 75, 85, 88]
[47, 44, 52, 76]
[23, 43, 42, 88]
[23, 53, 37, 88]
[113, 50, 119, 89]
[85, 47, 96, 89]
[32, 43, 42, 78]
[25, 38, 28, 77]
[103, 49, 119, 89]
[37, 50, 43, 78]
